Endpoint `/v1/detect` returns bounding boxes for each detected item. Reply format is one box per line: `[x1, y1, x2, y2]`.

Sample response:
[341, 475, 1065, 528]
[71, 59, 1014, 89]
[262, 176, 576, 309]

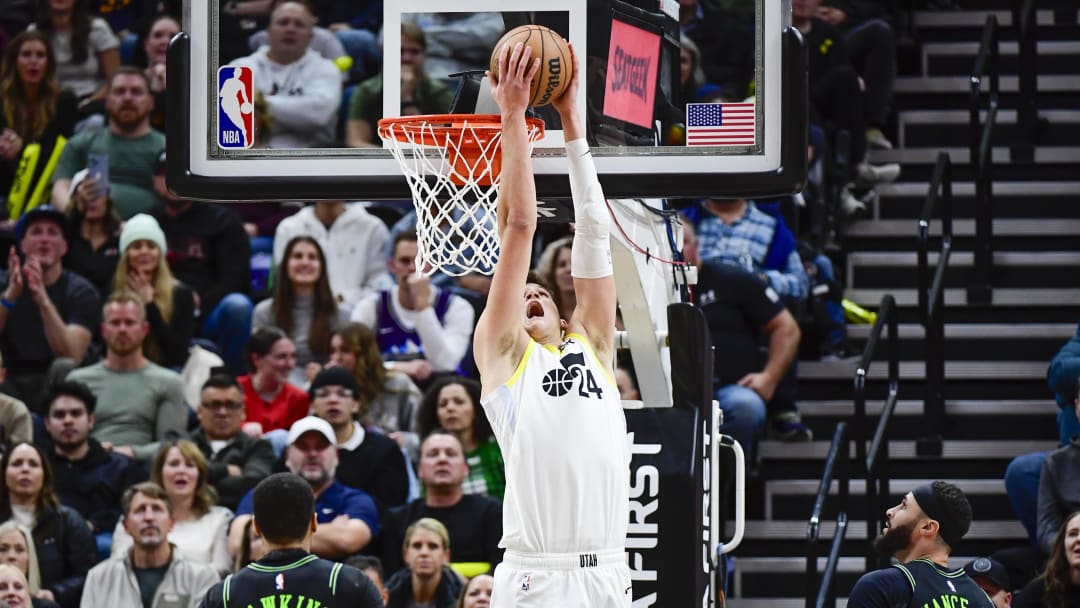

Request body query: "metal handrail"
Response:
[806, 423, 850, 608]
[816, 513, 848, 608]
[1012, 0, 1037, 161]
[853, 294, 900, 572]
[916, 153, 953, 456]
[969, 15, 999, 305]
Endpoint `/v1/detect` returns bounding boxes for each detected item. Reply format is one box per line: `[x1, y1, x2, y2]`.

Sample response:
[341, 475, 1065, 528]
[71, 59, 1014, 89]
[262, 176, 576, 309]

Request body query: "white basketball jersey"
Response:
[481, 333, 630, 554]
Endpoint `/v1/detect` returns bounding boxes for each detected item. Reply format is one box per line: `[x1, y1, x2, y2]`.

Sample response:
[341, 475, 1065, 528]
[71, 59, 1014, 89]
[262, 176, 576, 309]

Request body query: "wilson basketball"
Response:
[489, 25, 573, 107]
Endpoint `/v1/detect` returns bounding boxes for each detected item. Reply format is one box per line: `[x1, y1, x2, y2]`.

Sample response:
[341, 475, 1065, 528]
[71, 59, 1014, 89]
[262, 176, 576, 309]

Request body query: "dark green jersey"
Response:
[896, 559, 996, 608]
[198, 549, 382, 608]
[849, 558, 996, 608]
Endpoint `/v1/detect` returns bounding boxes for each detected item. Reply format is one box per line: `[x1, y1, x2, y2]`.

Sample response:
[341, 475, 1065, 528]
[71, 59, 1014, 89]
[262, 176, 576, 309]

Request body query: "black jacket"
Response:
[151, 202, 251, 315]
[385, 566, 463, 608]
[46, 438, 147, 533]
[28, 505, 98, 608]
[190, 428, 275, 511]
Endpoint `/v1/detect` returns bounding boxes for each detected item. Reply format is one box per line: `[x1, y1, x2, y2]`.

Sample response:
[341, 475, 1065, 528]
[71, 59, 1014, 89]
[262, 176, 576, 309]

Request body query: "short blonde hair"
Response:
[403, 517, 450, 555]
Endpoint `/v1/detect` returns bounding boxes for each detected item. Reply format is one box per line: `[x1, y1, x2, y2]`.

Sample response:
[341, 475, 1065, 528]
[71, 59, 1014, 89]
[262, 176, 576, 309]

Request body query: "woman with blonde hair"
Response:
[110, 440, 233, 577]
[385, 518, 463, 608]
[0, 562, 37, 608]
[0, 521, 58, 607]
[326, 322, 422, 457]
[113, 213, 196, 368]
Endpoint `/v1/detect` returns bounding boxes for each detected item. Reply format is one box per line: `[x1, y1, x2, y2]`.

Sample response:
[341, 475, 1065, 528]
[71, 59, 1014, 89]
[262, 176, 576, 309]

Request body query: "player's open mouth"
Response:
[526, 301, 544, 318]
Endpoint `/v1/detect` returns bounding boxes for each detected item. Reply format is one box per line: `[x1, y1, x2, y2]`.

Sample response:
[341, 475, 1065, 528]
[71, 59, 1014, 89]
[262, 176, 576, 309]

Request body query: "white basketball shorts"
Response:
[491, 548, 632, 608]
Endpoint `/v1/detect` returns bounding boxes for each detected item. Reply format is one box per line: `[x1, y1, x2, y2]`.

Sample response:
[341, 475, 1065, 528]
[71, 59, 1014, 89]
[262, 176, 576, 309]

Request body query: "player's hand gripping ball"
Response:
[240, 102, 253, 113]
[489, 25, 573, 107]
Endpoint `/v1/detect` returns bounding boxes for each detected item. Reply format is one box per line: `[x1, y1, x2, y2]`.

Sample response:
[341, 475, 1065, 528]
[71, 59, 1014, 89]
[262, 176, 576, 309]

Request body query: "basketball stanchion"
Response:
[377, 114, 545, 276]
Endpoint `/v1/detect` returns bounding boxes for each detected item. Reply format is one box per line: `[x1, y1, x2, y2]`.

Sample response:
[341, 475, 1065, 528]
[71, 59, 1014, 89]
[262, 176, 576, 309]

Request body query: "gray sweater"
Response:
[252, 294, 350, 386]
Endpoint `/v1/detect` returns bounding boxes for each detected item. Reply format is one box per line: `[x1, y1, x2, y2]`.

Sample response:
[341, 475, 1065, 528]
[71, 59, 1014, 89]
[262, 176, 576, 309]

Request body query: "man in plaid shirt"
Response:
[695, 197, 809, 301]
[693, 197, 812, 443]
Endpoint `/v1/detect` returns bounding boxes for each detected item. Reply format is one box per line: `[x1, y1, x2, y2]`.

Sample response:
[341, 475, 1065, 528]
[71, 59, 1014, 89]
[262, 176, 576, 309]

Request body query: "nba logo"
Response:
[218, 65, 254, 149]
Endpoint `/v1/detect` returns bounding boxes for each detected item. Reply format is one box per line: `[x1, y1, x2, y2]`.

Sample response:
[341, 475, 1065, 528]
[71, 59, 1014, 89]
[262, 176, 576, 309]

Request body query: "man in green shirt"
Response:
[67, 290, 188, 462]
[51, 66, 165, 219]
[345, 21, 455, 147]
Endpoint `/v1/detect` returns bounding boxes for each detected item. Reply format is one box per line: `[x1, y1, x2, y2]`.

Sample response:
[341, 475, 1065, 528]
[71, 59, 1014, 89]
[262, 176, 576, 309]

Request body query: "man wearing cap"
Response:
[964, 557, 1012, 608]
[848, 481, 995, 608]
[51, 67, 164, 219]
[0, 205, 99, 408]
[307, 366, 409, 512]
[228, 416, 380, 559]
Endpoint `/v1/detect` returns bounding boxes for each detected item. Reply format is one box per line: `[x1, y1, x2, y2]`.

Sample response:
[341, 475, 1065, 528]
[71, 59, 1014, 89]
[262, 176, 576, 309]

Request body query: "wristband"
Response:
[0, 297, 15, 310]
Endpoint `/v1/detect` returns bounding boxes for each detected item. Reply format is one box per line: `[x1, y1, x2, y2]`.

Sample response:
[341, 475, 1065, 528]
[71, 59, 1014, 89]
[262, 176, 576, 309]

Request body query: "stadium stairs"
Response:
[728, 4, 1080, 606]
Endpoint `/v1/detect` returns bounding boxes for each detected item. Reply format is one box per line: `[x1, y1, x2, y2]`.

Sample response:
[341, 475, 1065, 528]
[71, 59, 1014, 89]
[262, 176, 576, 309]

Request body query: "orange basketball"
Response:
[489, 25, 573, 107]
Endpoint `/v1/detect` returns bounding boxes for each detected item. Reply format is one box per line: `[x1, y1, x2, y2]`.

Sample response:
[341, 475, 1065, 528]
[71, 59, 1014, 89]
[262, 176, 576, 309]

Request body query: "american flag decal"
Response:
[685, 102, 757, 146]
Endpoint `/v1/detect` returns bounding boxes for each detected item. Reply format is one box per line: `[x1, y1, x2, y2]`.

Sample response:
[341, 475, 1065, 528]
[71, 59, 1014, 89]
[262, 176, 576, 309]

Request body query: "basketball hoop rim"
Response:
[377, 114, 546, 148]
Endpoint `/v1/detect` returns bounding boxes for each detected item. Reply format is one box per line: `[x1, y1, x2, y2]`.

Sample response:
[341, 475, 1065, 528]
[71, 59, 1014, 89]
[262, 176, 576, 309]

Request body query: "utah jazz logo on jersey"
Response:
[217, 66, 254, 149]
[540, 350, 604, 399]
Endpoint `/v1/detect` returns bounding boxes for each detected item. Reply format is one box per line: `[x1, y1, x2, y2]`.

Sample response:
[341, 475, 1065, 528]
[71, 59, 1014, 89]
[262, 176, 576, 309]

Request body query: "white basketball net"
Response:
[380, 117, 543, 277]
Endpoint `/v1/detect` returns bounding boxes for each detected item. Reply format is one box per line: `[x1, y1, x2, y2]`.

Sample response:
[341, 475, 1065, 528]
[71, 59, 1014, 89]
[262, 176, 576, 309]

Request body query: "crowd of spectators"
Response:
[5, 1, 1069, 607]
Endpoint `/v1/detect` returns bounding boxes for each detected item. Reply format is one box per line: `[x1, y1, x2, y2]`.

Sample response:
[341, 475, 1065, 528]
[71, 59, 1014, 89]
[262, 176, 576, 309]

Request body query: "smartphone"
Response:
[86, 153, 109, 198]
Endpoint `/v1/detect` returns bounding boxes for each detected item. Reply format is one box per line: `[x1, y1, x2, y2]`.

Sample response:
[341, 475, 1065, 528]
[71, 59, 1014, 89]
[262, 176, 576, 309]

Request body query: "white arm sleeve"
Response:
[566, 138, 612, 279]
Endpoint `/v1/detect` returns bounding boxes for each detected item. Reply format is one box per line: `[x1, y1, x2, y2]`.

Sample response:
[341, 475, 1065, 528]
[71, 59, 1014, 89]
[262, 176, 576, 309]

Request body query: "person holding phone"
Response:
[0, 205, 99, 409]
[50, 67, 164, 219]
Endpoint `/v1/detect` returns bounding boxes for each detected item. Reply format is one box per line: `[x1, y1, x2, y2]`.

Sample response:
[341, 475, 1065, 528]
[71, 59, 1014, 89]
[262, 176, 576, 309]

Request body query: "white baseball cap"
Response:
[287, 416, 336, 446]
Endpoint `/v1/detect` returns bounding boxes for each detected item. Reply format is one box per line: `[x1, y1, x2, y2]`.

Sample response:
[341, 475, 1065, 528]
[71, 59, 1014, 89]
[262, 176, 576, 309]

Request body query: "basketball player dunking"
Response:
[473, 41, 632, 607]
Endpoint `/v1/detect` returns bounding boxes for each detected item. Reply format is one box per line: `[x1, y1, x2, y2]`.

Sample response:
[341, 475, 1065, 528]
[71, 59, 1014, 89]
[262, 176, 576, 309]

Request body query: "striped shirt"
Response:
[695, 202, 809, 300]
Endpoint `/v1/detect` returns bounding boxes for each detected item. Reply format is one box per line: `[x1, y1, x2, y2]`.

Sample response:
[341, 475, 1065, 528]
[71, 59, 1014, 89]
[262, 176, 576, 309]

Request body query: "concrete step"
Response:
[795, 399, 1057, 418]
[845, 251, 1080, 290]
[894, 74, 1080, 94]
[798, 359, 1047, 381]
[921, 40, 1080, 77]
[758, 439, 1055, 460]
[868, 146, 1080, 165]
[911, 9, 1071, 28]
[876, 180, 1080, 198]
[845, 218, 1080, 239]
[845, 287, 1080, 308]
[844, 322, 1075, 340]
[737, 519, 1026, 541]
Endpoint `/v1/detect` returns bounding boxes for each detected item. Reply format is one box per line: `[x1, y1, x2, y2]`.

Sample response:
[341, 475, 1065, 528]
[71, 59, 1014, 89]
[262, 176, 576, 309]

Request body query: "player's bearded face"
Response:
[872, 518, 916, 557]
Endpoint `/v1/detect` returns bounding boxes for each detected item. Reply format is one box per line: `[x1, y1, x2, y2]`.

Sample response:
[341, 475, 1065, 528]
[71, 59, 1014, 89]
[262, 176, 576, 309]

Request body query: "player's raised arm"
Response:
[473, 42, 541, 384]
[553, 44, 618, 368]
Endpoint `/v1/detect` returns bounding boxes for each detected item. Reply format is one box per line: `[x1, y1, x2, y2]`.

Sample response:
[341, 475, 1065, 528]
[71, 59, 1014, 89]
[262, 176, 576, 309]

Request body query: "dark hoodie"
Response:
[45, 436, 147, 533]
[385, 566, 464, 608]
